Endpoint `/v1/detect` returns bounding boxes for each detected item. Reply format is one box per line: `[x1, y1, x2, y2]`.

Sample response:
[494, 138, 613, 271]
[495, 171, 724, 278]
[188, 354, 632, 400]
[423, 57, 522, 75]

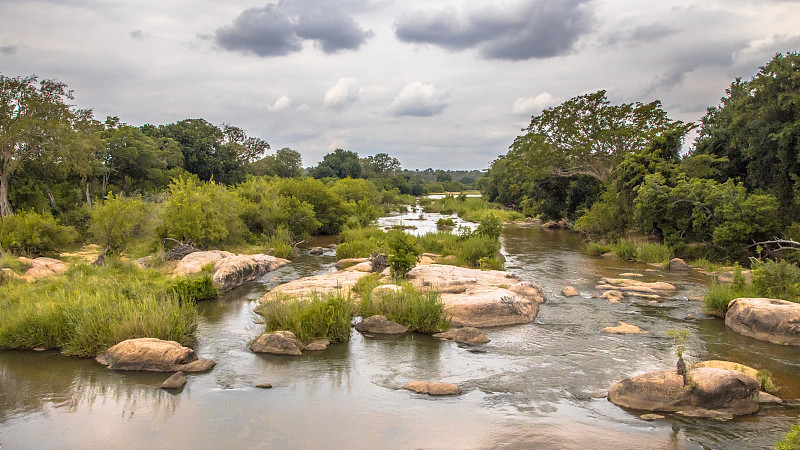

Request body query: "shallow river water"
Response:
[1, 220, 799, 449]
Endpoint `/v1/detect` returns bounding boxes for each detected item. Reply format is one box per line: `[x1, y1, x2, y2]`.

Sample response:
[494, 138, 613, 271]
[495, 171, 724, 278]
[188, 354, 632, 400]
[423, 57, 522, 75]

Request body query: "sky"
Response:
[1, 0, 799, 170]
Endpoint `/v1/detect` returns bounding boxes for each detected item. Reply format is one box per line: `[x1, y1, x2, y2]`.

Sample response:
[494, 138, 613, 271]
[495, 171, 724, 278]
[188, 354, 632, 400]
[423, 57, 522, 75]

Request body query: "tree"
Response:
[512, 90, 692, 183]
[693, 52, 800, 219]
[310, 148, 362, 179]
[361, 153, 401, 178]
[0, 74, 87, 217]
[146, 119, 269, 185]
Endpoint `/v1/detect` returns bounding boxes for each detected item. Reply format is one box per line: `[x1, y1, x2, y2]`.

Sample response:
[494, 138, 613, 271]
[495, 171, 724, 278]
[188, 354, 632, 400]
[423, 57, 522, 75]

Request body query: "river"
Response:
[0, 218, 798, 449]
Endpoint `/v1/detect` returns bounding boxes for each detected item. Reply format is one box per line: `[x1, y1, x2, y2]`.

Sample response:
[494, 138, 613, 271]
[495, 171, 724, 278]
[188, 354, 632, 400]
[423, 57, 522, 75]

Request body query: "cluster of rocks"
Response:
[596, 277, 676, 301]
[542, 219, 571, 229]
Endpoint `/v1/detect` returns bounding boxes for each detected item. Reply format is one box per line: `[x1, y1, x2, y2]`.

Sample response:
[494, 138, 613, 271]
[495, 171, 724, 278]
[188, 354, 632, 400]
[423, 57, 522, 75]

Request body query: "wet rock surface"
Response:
[96, 338, 215, 372]
[432, 327, 490, 345]
[725, 297, 800, 346]
[402, 381, 462, 396]
[160, 371, 187, 389]
[174, 251, 289, 292]
[601, 322, 647, 334]
[561, 286, 580, 297]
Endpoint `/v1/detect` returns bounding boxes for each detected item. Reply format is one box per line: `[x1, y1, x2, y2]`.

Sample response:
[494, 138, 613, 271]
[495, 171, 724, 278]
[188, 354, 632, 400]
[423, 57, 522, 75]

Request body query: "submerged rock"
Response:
[561, 286, 580, 297]
[608, 367, 760, 417]
[402, 381, 462, 396]
[96, 338, 216, 373]
[250, 331, 305, 355]
[596, 278, 676, 295]
[309, 247, 325, 255]
[640, 414, 664, 421]
[725, 297, 800, 346]
[406, 264, 546, 327]
[160, 371, 187, 389]
[433, 327, 490, 345]
[601, 321, 647, 334]
[305, 339, 330, 351]
[355, 315, 408, 334]
[256, 383, 273, 389]
[601, 290, 624, 303]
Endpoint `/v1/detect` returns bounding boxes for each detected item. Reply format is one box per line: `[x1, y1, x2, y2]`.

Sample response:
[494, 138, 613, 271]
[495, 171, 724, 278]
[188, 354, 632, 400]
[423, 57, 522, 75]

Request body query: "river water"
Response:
[1, 221, 799, 449]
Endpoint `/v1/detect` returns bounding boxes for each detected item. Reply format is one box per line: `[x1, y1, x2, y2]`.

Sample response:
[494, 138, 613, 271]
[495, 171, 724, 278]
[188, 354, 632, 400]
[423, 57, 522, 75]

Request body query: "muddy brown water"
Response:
[1, 224, 798, 449]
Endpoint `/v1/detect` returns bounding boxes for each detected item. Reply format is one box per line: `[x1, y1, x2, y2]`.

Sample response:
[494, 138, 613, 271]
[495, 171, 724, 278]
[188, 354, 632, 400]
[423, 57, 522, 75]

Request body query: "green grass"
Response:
[335, 226, 387, 259]
[703, 260, 800, 314]
[0, 260, 200, 357]
[256, 291, 355, 344]
[357, 281, 450, 333]
[637, 242, 674, 264]
[586, 242, 612, 256]
[265, 228, 295, 259]
[0, 252, 31, 275]
[613, 239, 638, 261]
[422, 196, 522, 222]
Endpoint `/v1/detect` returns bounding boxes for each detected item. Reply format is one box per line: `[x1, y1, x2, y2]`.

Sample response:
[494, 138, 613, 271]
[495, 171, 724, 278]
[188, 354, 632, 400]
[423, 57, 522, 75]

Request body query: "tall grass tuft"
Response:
[357, 282, 450, 333]
[257, 292, 355, 343]
[0, 260, 199, 357]
[613, 239, 638, 261]
[586, 242, 612, 256]
[637, 243, 674, 264]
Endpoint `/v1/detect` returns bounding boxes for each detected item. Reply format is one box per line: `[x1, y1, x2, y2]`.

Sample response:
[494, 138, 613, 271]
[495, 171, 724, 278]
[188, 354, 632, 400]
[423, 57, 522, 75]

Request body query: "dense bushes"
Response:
[0, 209, 77, 256]
[89, 193, 157, 254]
[387, 230, 420, 278]
[704, 260, 800, 314]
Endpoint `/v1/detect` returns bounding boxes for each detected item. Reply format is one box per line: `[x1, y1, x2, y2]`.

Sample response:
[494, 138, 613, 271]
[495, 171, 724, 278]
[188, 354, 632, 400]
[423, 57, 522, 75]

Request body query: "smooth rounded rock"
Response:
[96, 338, 215, 373]
[561, 286, 580, 297]
[725, 298, 800, 346]
[250, 331, 305, 355]
[669, 258, 689, 271]
[608, 367, 760, 416]
[402, 381, 461, 396]
[602, 322, 647, 334]
[256, 383, 273, 389]
[305, 339, 330, 351]
[355, 315, 408, 334]
[160, 371, 187, 389]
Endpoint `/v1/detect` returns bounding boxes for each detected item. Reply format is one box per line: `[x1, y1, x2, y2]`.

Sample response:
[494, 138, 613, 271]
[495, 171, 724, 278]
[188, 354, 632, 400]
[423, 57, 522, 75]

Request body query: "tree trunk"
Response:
[0, 173, 12, 219]
[85, 182, 92, 207]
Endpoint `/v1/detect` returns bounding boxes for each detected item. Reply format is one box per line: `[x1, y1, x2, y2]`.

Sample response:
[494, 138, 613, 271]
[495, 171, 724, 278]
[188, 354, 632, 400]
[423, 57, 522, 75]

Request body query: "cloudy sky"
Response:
[1, 0, 798, 169]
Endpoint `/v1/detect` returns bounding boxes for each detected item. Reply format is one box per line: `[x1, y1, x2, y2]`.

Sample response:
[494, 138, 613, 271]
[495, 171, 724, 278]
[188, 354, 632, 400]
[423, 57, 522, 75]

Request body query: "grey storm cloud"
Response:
[0, 45, 17, 55]
[214, 1, 373, 57]
[394, 0, 595, 60]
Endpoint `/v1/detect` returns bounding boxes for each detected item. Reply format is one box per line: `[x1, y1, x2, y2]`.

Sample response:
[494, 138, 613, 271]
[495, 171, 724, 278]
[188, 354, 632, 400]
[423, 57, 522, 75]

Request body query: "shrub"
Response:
[257, 292, 355, 343]
[357, 282, 450, 333]
[436, 218, 455, 227]
[613, 239, 638, 261]
[387, 230, 420, 279]
[703, 266, 753, 314]
[266, 227, 295, 259]
[751, 259, 800, 302]
[159, 176, 247, 248]
[0, 209, 77, 256]
[336, 226, 387, 259]
[775, 416, 800, 450]
[168, 274, 219, 303]
[89, 193, 158, 254]
[456, 234, 503, 269]
[474, 213, 502, 240]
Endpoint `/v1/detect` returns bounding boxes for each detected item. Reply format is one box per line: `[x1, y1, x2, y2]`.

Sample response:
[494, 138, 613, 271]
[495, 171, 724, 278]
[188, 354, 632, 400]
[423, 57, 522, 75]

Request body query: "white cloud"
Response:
[268, 95, 293, 112]
[391, 81, 449, 117]
[324, 77, 359, 110]
[512, 93, 560, 115]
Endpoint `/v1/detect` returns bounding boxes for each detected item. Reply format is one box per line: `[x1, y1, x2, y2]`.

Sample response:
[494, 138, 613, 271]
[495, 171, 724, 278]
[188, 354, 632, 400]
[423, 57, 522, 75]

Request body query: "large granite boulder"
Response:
[608, 367, 760, 417]
[212, 254, 289, 291]
[96, 338, 216, 372]
[259, 270, 371, 302]
[19, 257, 67, 281]
[405, 264, 546, 327]
[355, 315, 408, 334]
[725, 298, 800, 346]
[250, 331, 305, 355]
[174, 251, 289, 292]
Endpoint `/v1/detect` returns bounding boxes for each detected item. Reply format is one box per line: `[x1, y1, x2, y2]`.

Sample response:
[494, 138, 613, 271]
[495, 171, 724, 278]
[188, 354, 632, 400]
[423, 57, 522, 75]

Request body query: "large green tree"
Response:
[310, 148, 362, 179]
[0, 74, 95, 217]
[693, 51, 800, 219]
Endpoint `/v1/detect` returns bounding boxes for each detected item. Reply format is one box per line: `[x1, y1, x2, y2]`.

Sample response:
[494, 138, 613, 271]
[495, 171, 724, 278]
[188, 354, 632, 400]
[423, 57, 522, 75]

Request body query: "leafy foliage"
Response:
[357, 282, 450, 333]
[257, 292, 355, 344]
[387, 230, 420, 279]
[0, 209, 77, 256]
[88, 193, 158, 254]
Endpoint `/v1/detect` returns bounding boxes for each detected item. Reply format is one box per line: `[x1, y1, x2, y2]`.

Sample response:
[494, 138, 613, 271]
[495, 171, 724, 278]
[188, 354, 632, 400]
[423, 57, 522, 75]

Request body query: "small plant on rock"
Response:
[667, 329, 689, 383]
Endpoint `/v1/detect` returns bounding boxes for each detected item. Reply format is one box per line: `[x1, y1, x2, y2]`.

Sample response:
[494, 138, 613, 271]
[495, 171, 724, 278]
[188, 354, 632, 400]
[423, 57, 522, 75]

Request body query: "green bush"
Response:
[387, 230, 420, 278]
[266, 227, 295, 259]
[456, 234, 503, 269]
[436, 218, 455, 227]
[89, 193, 158, 254]
[0, 209, 77, 256]
[751, 259, 800, 302]
[637, 243, 674, 264]
[703, 266, 752, 314]
[336, 226, 387, 259]
[0, 260, 198, 356]
[257, 292, 355, 344]
[160, 176, 247, 248]
[357, 282, 450, 333]
[168, 274, 219, 303]
[775, 416, 800, 450]
[613, 239, 638, 261]
[474, 213, 502, 240]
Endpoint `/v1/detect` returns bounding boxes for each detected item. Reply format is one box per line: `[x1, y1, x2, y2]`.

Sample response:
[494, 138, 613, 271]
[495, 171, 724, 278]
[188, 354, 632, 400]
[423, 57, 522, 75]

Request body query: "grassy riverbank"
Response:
[0, 260, 213, 357]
